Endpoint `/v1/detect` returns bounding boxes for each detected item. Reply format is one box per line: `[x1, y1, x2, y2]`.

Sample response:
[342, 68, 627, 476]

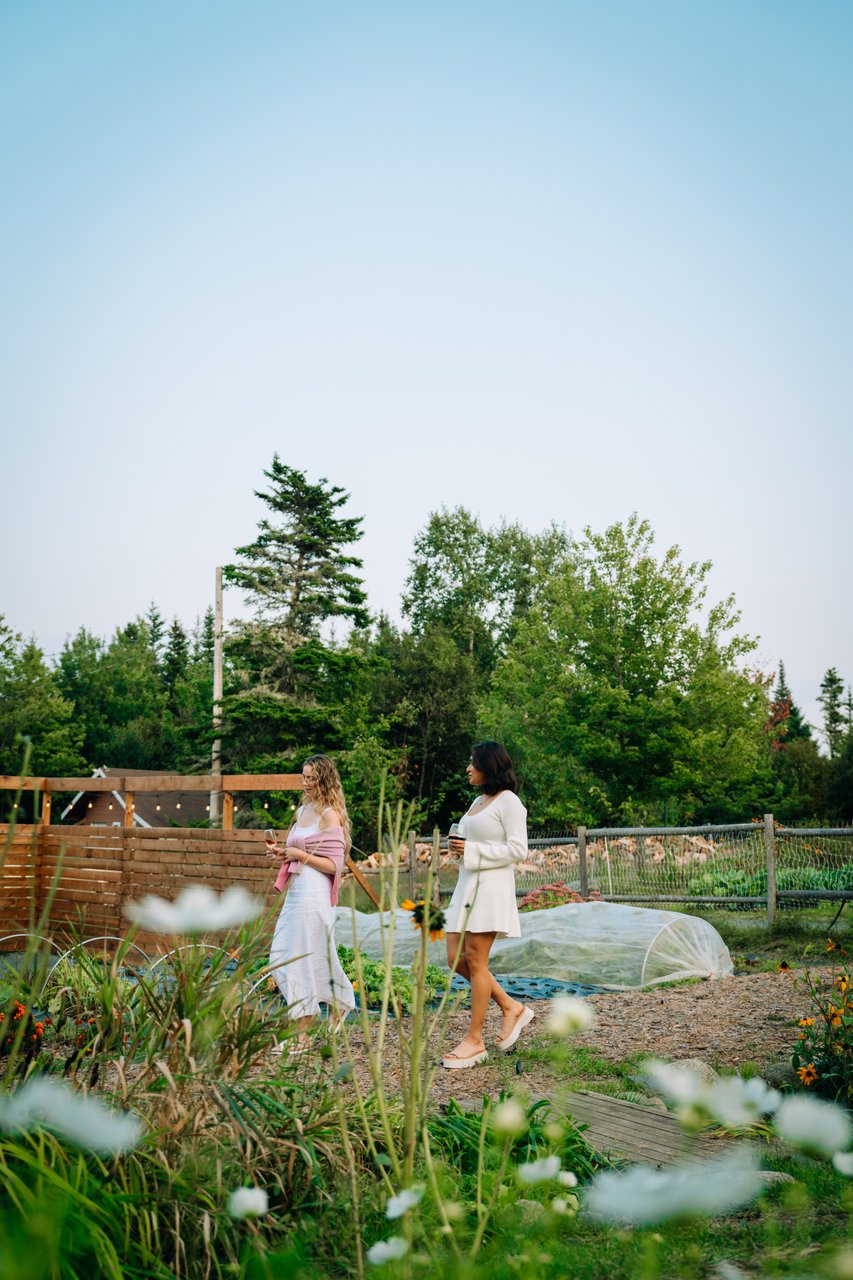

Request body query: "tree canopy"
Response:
[5, 467, 851, 837]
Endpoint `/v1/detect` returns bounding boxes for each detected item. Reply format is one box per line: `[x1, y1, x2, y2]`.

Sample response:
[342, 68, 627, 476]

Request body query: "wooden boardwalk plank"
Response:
[450, 1090, 730, 1170]
[559, 1090, 730, 1169]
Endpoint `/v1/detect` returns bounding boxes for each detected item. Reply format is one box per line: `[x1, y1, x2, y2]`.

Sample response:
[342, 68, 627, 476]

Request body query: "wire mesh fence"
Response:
[524, 824, 769, 903]
[392, 819, 853, 921]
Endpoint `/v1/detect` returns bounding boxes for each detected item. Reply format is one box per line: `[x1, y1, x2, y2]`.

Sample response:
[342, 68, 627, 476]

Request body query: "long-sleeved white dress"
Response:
[444, 790, 528, 938]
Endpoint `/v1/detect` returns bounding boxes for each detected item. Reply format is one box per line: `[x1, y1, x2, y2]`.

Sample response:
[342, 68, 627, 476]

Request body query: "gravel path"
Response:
[333, 967, 826, 1110]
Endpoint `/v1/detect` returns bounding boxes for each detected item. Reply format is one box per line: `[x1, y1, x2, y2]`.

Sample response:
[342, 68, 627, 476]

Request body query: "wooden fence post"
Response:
[431, 827, 441, 909]
[764, 813, 777, 930]
[124, 791, 135, 828]
[408, 831, 417, 902]
[222, 793, 234, 830]
[578, 825, 588, 898]
[34, 789, 49, 923]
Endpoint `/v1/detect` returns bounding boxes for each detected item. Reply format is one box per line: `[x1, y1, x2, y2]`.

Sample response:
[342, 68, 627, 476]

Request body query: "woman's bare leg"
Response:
[445, 932, 524, 1055]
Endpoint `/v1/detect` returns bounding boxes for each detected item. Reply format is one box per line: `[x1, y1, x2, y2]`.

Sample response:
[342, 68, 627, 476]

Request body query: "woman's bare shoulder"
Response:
[319, 806, 342, 828]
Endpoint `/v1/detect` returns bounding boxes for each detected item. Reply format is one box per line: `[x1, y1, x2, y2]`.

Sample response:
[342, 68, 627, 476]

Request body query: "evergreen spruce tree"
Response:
[224, 455, 368, 640]
[771, 660, 811, 741]
[145, 603, 165, 662]
[819, 667, 845, 758]
[162, 619, 190, 705]
[222, 458, 369, 780]
[192, 607, 215, 666]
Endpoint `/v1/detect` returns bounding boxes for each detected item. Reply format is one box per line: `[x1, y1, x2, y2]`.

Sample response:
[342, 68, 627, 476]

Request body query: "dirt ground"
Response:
[333, 966, 829, 1110]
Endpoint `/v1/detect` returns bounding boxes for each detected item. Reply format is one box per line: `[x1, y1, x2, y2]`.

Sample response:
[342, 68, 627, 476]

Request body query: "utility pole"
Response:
[210, 567, 223, 825]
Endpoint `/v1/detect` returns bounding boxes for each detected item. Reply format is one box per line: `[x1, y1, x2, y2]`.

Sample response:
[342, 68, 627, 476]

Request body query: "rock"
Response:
[516, 1199, 546, 1223]
[758, 1170, 797, 1186]
[670, 1059, 720, 1087]
[761, 1060, 798, 1088]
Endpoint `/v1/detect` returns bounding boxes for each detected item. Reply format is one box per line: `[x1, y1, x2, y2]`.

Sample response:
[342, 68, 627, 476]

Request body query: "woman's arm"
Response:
[462, 794, 528, 871]
[286, 806, 340, 875]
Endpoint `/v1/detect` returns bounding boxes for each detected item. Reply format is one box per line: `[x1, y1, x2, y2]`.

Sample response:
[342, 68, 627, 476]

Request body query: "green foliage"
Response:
[8, 479, 853, 840]
[0, 618, 84, 777]
[819, 667, 846, 758]
[224, 454, 368, 638]
[484, 515, 771, 825]
[771, 735, 831, 821]
[828, 731, 853, 819]
[791, 946, 853, 1106]
[771, 660, 812, 742]
[688, 864, 853, 900]
[221, 457, 370, 781]
[336, 944, 449, 1012]
[426, 1095, 600, 1181]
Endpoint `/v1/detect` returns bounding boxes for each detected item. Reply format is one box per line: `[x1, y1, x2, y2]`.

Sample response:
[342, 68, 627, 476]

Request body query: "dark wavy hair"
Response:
[471, 741, 518, 796]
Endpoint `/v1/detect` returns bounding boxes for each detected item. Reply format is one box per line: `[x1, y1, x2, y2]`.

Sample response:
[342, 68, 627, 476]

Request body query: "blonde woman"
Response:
[266, 755, 355, 1055]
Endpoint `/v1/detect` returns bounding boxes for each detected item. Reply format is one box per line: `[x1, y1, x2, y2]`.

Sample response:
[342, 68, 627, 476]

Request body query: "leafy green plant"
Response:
[336, 945, 449, 1014]
[688, 863, 853, 903]
[792, 941, 853, 1106]
[427, 1095, 601, 1182]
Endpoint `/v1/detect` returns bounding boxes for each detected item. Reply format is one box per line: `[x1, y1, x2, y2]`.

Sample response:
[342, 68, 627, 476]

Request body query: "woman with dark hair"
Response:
[442, 740, 533, 1069]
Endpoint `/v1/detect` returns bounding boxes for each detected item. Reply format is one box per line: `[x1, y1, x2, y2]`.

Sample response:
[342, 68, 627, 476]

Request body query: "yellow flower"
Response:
[827, 939, 837, 952]
[352, 981, 359, 992]
[798, 1018, 814, 1028]
[401, 899, 416, 911]
[836, 975, 850, 993]
[797, 1063, 818, 1086]
[777, 961, 790, 972]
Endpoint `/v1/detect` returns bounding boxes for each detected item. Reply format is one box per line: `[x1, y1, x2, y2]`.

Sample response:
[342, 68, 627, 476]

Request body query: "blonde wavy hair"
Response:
[302, 754, 351, 850]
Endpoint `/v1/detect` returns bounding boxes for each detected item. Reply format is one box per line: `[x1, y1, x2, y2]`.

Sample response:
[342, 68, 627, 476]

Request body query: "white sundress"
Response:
[269, 806, 356, 1020]
[444, 790, 528, 939]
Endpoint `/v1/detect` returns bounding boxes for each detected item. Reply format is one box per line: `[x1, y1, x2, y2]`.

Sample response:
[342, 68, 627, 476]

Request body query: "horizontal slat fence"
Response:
[0, 826, 279, 953]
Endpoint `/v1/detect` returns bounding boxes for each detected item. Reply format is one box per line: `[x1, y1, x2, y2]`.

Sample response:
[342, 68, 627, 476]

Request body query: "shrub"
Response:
[792, 942, 853, 1107]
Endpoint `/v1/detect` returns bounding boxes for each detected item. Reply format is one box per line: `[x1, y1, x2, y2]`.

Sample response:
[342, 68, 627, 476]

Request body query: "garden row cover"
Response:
[334, 900, 733, 991]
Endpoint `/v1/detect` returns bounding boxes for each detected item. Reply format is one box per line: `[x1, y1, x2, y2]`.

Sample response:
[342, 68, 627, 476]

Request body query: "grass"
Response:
[2, 771, 851, 1280]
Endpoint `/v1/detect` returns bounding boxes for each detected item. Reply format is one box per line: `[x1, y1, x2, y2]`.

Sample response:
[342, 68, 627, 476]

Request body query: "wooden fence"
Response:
[0, 773, 303, 951]
[0, 824, 278, 952]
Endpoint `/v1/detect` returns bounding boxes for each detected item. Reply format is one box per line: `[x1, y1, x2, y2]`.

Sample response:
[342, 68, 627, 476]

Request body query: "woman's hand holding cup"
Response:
[448, 822, 466, 858]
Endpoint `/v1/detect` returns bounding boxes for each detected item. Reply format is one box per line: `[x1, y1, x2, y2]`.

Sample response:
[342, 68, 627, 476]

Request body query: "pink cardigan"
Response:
[273, 826, 346, 906]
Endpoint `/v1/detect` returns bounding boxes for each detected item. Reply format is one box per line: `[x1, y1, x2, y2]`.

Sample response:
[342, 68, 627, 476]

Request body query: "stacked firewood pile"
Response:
[354, 834, 719, 872]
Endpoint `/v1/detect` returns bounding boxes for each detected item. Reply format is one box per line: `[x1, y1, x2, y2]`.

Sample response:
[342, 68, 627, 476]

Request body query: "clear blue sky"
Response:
[1, 1, 851, 737]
